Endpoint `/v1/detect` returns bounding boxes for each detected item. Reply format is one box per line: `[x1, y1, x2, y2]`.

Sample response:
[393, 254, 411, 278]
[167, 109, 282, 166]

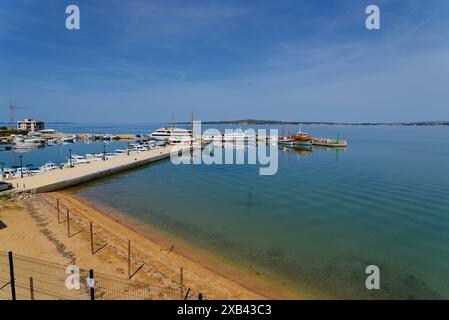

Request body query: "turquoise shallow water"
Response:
[9, 124, 449, 299]
[73, 125, 449, 299]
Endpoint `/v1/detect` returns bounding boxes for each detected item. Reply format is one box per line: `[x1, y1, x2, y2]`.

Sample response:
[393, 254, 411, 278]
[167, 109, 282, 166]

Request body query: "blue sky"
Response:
[0, 0, 448, 123]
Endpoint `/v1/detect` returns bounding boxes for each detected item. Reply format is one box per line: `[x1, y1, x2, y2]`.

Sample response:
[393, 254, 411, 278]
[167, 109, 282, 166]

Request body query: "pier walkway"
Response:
[11, 146, 177, 193]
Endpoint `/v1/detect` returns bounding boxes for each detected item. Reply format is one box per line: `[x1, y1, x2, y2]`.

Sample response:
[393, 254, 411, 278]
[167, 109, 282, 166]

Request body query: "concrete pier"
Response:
[12, 146, 177, 193]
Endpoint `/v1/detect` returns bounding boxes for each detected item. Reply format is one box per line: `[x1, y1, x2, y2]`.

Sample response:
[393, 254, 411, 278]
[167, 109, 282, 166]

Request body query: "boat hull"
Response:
[294, 140, 312, 146]
[279, 141, 294, 146]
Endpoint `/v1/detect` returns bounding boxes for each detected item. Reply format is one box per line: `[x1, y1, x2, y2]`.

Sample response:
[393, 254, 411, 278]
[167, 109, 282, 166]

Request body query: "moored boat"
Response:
[151, 127, 192, 141]
[312, 138, 348, 147]
[279, 136, 295, 146]
[61, 136, 75, 143]
[12, 136, 44, 149]
[293, 127, 313, 146]
[39, 162, 59, 172]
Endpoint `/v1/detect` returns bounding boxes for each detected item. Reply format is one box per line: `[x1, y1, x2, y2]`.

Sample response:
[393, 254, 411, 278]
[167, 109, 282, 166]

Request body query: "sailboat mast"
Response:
[9, 103, 14, 130]
[191, 112, 194, 136]
[191, 112, 194, 146]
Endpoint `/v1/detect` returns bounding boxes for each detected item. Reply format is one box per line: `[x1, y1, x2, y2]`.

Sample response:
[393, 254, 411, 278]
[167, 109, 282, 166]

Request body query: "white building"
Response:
[17, 119, 45, 132]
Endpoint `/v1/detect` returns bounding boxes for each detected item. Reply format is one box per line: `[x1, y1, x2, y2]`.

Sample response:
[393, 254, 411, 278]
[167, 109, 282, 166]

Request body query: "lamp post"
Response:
[103, 143, 106, 161]
[19, 155, 23, 178]
[69, 149, 73, 167]
[0, 161, 4, 181]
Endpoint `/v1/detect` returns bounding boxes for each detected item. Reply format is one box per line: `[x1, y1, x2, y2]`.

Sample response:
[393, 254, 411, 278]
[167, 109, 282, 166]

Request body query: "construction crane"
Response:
[8, 103, 27, 130]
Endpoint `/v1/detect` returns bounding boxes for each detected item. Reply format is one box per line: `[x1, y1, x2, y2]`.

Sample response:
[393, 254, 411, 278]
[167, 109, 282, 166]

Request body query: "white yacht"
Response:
[69, 154, 91, 165]
[12, 136, 44, 149]
[13, 167, 32, 178]
[151, 127, 192, 141]
[167, 135, 195, 145]
[61, 136, 76, 143]
[39, 162, 59, 172]
[114, 149, 127, 155]
[223, 131, 246, 142]
[2, 168, 16, 180]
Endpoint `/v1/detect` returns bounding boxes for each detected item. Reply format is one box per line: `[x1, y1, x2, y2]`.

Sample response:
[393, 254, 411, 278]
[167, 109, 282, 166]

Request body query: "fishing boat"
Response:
[293, 127, 313, 146]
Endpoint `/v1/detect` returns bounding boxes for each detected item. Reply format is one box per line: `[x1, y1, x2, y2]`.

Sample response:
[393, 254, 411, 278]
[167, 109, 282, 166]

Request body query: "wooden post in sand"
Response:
[57, 198, 60, 224]
[180, 267, 184, 299]
[66, 209, 70, 237]
[29, 277, 34, 300]
[8, 251, 16, 301]
[90, 222, 94, 254]
[128, 240, 131, 279]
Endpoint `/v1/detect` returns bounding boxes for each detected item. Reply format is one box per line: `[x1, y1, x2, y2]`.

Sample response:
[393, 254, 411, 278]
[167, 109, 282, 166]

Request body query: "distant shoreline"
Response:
[0, 122, 76, 125]
[175, 119, 449, 126]
[1, 120, 447, 127]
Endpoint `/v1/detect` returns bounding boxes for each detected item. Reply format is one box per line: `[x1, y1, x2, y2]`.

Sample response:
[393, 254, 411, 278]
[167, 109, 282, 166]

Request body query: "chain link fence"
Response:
[0, 251, 198, 300]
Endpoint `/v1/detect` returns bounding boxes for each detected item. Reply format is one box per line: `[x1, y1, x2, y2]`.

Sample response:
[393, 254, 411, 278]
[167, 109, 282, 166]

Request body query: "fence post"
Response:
[90, 222, 94, 254]
[180, 267, 184, 299]
[57, 198, 60, 223]
[184, 288, 191, 300]
[8, 251, 16, 301]
[89, 269, 95, 301]
[128, 240, 131, 279]
[29, 277, 34, 300]
[67, 209, 70, 237]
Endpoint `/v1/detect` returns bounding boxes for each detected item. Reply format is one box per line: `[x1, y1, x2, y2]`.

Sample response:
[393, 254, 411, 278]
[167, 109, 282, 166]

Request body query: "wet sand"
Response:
[0, 192, 309, 300]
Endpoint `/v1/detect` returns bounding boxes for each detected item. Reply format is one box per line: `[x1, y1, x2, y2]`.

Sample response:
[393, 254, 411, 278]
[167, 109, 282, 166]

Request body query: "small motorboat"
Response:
[39, 162, 59, 172]
[2, 168, 16, 180]
[61, 136, 75, 143]
[13, 167, 31, 178]
[279, 136, 295, 146]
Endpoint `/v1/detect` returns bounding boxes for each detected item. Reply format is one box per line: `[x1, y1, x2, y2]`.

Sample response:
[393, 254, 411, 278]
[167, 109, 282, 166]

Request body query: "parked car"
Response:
[0, 182, 13, 192]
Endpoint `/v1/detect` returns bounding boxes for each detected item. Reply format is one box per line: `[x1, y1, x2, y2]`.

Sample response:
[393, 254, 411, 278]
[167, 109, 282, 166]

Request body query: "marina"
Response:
[0, 122, 347, 185]
[6, 144, 177, 193]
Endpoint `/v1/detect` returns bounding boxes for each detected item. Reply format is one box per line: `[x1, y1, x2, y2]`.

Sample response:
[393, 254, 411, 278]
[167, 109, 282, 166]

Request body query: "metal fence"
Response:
[0, 251, 198, 300]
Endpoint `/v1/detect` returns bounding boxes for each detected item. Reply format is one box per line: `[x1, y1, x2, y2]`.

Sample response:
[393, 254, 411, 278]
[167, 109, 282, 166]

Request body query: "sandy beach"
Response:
[0, 191, 307, 300]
